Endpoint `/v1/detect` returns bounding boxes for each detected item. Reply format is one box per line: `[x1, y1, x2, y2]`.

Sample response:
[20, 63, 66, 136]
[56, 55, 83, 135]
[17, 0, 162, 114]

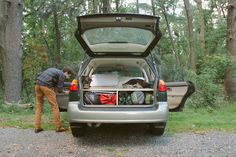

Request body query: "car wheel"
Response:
[70, 123, 86, 137]
[148, 123, 166, 136]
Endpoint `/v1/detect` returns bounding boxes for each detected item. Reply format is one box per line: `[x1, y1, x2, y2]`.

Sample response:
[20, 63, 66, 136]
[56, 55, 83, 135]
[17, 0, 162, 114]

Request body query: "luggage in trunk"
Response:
[82, 75, 154, 106]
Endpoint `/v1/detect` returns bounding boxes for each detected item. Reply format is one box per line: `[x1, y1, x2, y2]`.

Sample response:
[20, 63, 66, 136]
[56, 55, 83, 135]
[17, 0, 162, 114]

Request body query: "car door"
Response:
[56, 82, 70, 111]
[166, 81, 195, 112]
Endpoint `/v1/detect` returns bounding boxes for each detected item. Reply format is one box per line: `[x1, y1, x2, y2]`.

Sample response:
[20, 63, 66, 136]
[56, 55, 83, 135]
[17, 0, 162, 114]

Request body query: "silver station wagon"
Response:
[57, 14, 195, 137]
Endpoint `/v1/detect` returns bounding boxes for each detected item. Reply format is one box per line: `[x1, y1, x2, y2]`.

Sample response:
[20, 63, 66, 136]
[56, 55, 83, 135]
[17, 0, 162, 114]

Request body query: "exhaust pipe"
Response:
[87, 123, 101, 128]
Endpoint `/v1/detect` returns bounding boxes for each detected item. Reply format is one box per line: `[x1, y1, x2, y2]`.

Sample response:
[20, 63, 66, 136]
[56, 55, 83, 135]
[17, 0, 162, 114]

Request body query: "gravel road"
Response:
[0, 124, 235, 157]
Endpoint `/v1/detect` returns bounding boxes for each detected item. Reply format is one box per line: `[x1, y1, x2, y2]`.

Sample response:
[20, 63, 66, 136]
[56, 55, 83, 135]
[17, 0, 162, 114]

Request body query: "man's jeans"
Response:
[35, 85, 62, 129]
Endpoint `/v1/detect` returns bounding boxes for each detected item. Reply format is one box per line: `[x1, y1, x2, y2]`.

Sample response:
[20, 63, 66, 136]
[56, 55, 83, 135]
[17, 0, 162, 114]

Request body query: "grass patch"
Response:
[0, 102, 69, 130]
[0, 100, 236, 133]
[167, 101, 236, 133]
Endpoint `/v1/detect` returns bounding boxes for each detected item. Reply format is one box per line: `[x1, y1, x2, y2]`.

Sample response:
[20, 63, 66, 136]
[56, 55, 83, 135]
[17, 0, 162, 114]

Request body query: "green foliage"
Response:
[186, 55, 231, 108]
[157, 8, 231, 107]
[22, 38, 50, 99]
[0, 89, 3, 101]
[205, 19, 227, 55]
[160, 63, 185, 81]
[199, 55, 231, 83]
[188, 72, 221, 107]
[21, 0, 86, 98]
[158, 53, 231, 108]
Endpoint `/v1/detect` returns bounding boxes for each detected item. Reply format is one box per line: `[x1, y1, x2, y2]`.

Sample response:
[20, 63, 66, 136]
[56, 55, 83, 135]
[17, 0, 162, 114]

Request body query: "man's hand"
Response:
[63, 90, 69, 95]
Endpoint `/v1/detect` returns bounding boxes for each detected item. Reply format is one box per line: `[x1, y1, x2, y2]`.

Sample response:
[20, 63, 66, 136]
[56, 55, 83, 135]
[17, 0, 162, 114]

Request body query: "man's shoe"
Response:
[34, 128, 43, 133]
[56, 127, 67, 132]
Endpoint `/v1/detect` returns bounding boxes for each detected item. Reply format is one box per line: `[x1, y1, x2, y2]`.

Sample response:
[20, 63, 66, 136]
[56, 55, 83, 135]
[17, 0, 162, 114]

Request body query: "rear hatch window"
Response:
[75, 14, 162, 57]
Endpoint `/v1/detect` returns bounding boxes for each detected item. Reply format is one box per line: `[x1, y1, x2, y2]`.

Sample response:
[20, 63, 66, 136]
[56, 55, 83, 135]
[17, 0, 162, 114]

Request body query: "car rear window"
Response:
[83, 27, 153, 46]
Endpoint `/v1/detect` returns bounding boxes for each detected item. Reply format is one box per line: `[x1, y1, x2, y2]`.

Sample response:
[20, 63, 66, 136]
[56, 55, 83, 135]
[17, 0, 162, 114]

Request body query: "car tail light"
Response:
[70, 79, 78, 91]
[158, 80, 167, 92]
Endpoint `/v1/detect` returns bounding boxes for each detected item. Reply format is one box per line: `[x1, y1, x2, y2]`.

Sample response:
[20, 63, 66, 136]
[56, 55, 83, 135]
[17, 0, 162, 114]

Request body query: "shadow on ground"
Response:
[74, 124, 171, 147]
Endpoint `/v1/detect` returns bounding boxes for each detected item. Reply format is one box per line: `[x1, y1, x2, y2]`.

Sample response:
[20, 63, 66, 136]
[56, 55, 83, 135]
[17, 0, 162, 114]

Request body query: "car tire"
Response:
[148, 123, 166, 136]
[70, 123, 86, 137]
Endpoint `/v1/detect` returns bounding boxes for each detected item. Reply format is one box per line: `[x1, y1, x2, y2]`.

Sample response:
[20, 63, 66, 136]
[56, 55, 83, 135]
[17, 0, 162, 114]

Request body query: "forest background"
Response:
[0, 0, 236, 109]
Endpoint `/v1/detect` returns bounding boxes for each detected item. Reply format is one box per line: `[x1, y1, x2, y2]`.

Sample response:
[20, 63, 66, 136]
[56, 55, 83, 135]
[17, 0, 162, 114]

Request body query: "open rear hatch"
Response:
[75, 14, 162, 57]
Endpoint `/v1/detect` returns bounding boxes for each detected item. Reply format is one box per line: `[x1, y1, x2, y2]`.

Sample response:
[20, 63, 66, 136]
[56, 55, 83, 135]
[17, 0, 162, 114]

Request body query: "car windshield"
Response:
[83, 27, 153, 45]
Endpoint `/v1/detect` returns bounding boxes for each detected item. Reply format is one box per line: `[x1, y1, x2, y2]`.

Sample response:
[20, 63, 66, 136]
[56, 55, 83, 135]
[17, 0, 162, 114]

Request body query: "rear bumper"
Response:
[67, 102, 168, 123]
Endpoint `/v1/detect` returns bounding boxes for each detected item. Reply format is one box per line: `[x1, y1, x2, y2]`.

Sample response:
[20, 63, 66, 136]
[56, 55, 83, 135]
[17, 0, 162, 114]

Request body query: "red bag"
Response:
[100, 93, 116, 105]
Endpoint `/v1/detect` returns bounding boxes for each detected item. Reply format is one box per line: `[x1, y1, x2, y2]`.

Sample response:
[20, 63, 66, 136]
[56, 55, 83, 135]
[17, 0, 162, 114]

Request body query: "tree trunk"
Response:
[136, 0, 139, 13]
[161, 7, 180, 67]
[53, 10, 61, 67]
[115, 0, 120, 13]
[183, 0, 196, 72]
[0, 0, 6, 90]
[98, 0, 102, 13]
[194, 0, 206, 55]
[219, 1, 226, 18]
[83, 0, 87, 14]
[102, 0, 110, 13]
[1, 0, 23, 104]
[225, 0, 236, 99]
[92, 0, 98, 14]
[151, 0, 155, 15]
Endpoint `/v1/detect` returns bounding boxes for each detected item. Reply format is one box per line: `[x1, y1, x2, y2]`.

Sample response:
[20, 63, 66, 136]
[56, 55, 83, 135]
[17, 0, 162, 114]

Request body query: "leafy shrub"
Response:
[186, 54, 231, 108]
[199, 54, 231, 83]
[155, 52, 231, 108]
[187, 72, 221, 108]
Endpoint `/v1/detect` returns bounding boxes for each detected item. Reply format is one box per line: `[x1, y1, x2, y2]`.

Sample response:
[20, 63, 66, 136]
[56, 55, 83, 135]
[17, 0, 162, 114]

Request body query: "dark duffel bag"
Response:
[84, 92, 100, 105]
